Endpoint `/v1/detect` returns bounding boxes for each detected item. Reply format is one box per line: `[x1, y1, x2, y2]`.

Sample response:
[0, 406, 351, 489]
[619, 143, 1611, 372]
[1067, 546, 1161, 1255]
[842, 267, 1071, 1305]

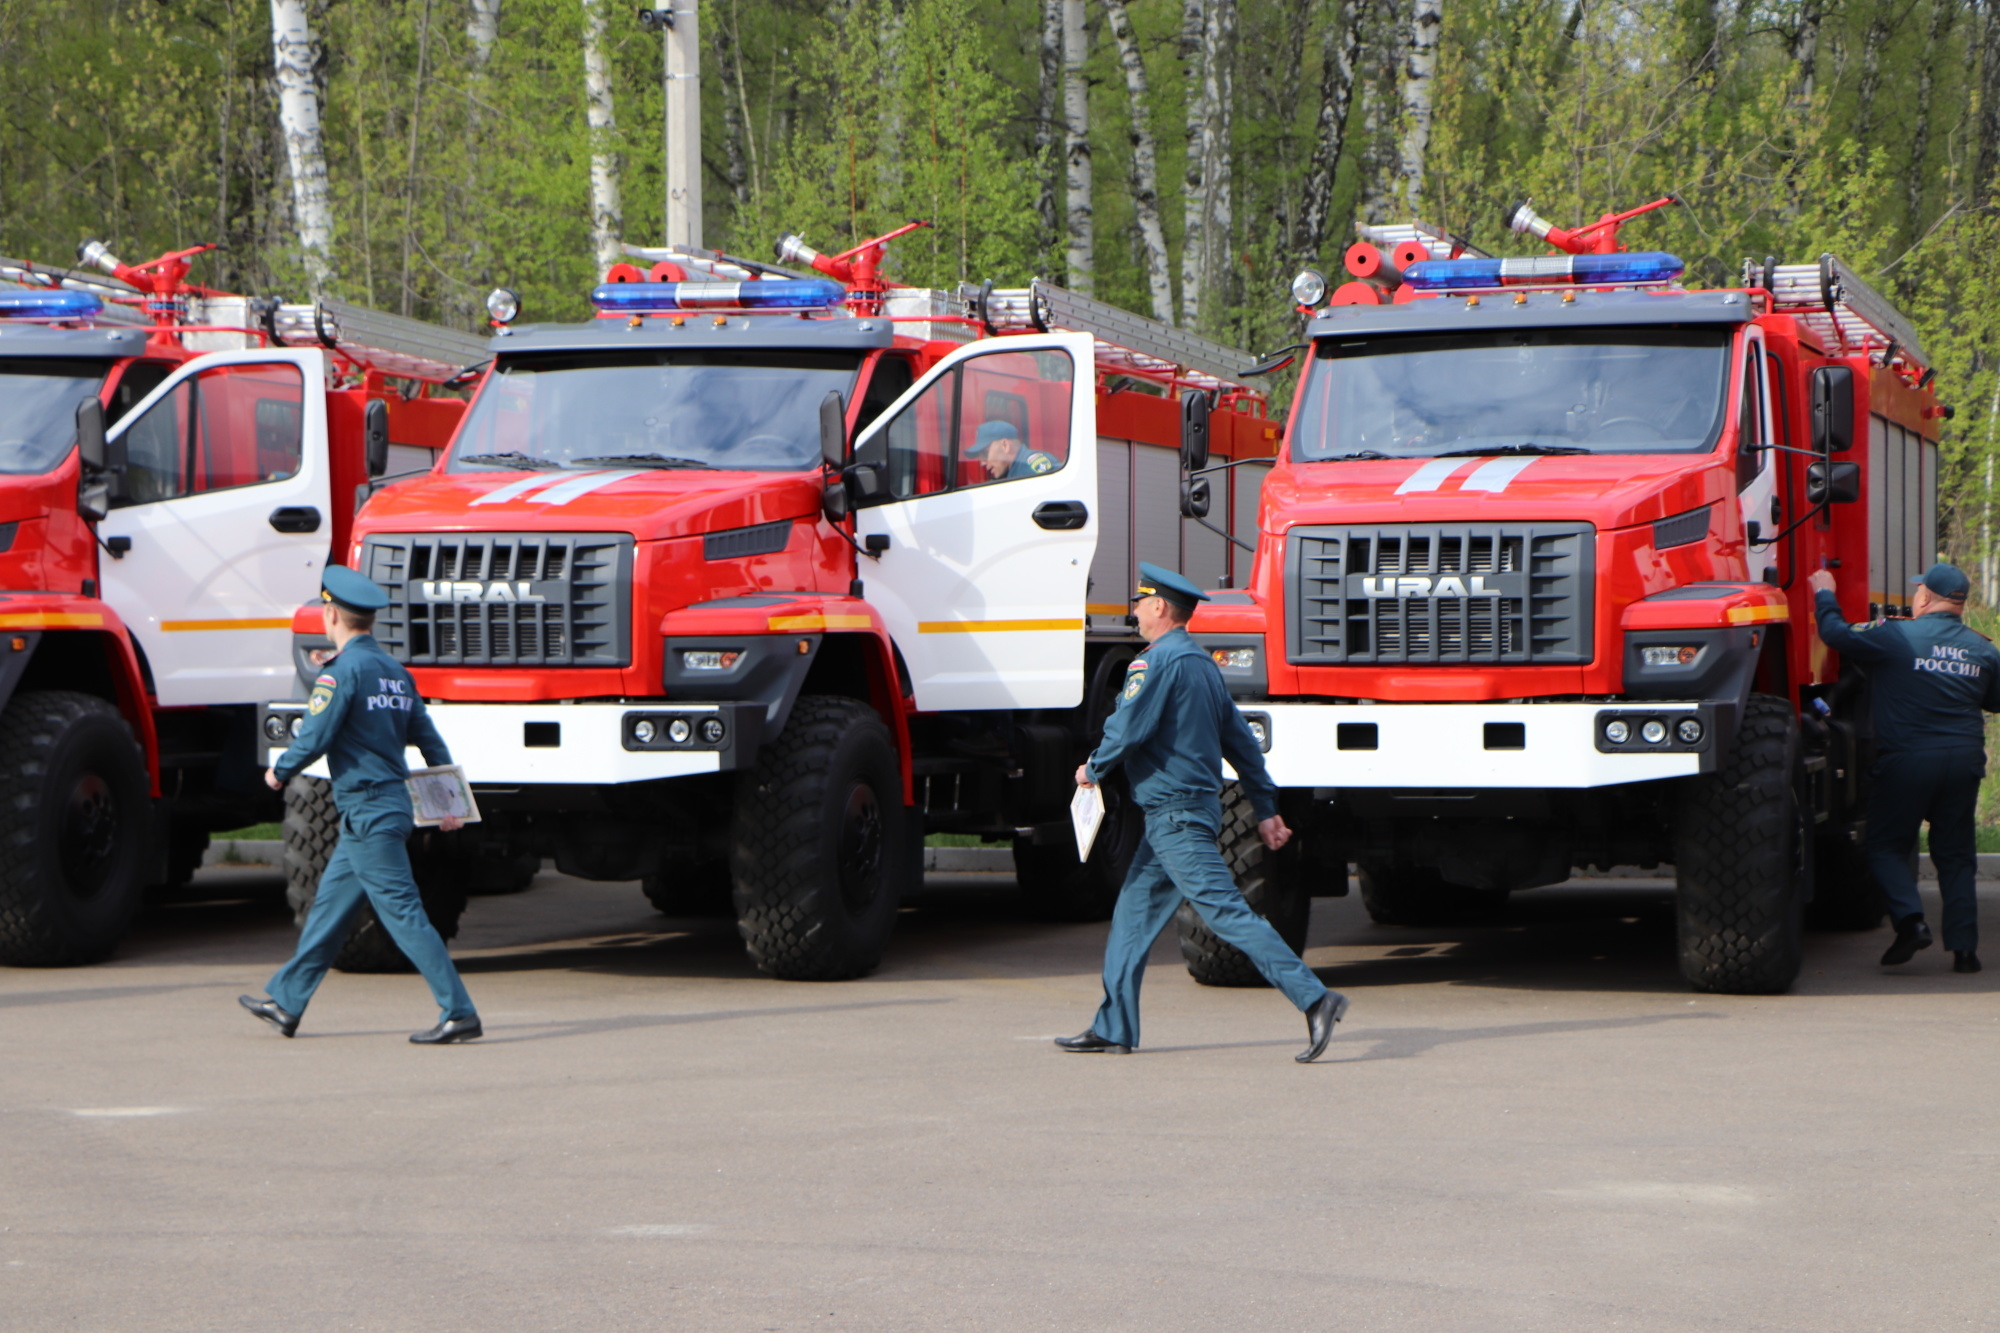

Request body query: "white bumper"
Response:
[1243, 701, 1709, 790]
[266, 700, 747, 785]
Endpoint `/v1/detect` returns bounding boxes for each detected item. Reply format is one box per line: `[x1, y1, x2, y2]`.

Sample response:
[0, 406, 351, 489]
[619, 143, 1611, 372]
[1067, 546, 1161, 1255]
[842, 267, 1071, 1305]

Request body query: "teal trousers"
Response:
[1090, 799, 1326, 1049]
[268, 788, 476, 1023]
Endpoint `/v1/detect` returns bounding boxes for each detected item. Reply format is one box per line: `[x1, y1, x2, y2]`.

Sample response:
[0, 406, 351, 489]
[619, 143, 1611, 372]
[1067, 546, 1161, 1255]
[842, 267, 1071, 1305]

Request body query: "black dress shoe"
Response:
[1297, 990, 1350, 1063]
[1955, 951, 1982, 974]
[410, 1017, 483, 1045]
[1881, 917, 1934, 966]
[238, 994, 299, 1038]
[1054, 1030, 1129, 1054]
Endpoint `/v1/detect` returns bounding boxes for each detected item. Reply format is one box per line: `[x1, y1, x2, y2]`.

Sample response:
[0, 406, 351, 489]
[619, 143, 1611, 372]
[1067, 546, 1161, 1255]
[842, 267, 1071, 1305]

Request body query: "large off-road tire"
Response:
[1013, 774, 1143, 922]
[281, 774, 469, 974]
[1174, 784, 1311, 987]
[1806, 823, 1885, 931]
[1674, 694, 1807, 994]
[0, 692, 150, 966]
[643, 859, 734, 917]
[1356, 861, 1509, 926]
[731, 696, 914, 980]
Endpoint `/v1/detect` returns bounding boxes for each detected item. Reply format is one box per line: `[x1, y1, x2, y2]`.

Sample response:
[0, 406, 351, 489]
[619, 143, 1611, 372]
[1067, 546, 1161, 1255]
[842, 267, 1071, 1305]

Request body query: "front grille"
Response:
[361, 532, 633, 667]
[1287, 523, 1593, 664]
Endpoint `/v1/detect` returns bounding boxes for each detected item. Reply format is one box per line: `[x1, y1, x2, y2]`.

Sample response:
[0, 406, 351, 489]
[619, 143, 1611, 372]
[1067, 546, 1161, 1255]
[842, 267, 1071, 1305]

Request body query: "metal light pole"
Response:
[637, 2, 702, 251]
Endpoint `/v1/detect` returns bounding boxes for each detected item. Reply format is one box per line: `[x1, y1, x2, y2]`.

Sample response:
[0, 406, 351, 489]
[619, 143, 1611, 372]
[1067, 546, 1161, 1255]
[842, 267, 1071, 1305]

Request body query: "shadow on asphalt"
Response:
[92, 864, 1996, 1000]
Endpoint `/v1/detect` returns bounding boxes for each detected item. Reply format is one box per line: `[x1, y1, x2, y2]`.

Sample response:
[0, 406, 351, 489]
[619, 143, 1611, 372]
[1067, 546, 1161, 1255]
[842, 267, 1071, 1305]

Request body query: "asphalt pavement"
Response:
[4, 864, 1997, 1331]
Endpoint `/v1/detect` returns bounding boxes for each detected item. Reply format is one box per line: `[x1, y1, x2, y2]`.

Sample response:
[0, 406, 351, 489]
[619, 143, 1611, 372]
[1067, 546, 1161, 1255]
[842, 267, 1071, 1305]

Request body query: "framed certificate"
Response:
[406, 764, 482, 827]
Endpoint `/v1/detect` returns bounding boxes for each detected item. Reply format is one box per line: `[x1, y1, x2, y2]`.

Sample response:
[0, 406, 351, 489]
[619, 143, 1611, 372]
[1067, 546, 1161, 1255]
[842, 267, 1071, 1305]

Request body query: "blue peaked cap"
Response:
[322, 564, 391, 613]
[1134, 561, 1208, 611]
[964, 421, 1019, 456]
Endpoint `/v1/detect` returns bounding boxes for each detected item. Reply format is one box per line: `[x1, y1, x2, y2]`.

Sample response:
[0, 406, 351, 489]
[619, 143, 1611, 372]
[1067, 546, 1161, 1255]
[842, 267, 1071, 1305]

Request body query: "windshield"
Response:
[1290, 328, 1732, 461]
[448, 350, 864, 473]
[0, 359, 107, 476]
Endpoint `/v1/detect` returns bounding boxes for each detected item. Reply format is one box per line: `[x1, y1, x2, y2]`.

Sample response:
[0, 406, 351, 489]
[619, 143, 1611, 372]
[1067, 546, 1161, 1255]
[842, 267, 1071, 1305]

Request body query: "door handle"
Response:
[269, 506, 322, 534]
[1032, 500, 1089, 531]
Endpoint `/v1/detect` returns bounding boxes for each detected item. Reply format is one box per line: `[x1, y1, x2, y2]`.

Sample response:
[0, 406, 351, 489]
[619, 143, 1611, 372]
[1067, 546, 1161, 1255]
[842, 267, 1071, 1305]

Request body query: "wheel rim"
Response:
[58, 771, 119, 900]
[836, 783, 884, 914]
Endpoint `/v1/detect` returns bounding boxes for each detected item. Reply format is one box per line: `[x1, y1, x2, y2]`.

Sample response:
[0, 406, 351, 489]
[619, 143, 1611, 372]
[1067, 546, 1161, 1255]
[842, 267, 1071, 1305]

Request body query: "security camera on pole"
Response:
[636, 1, 702, 250]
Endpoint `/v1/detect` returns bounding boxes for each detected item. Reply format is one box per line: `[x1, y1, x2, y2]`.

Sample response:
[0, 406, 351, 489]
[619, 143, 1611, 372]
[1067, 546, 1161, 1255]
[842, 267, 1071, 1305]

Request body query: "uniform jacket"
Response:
[1814, 590, 2000, 753]
[1085, 625, 1280, 820]
[274, 633, 452, 797]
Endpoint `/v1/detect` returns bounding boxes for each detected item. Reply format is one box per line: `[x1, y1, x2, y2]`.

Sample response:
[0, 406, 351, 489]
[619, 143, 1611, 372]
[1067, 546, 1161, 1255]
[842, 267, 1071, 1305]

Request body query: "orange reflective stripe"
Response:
[160, 618, 293, 632]
[766, 614, 874, 631]
[1724, 604, 1789, 625]
[0, 612, 105, 629]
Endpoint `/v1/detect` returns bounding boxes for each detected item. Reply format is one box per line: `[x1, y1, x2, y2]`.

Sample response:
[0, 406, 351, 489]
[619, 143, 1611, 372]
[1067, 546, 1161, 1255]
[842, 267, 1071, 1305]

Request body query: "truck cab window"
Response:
[107, 361, 172, 425]
[1735, 348, 1768, 493]
[114, 362, 305, 505]
[877, 348, 1073, 499]
[0, 358, 106, 476]
[853, 354, 914, 439]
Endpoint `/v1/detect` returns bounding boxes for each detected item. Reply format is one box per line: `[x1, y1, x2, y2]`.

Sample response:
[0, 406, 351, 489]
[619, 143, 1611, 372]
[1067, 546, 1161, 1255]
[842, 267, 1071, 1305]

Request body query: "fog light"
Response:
[1676, 718, 1704, 745]
[1641, 719, 1668, 744]
[1246, 719, 1269, 747]
[1604, 719, 1630, 744]
[1211, 647, 1257, 670]
[699, 717, 726, 744]
[633, 719, 656, 743]
[262, 715, 289, 742]
[1291, 269, 1328, 307]
[1641, 645, 1701, 667]
[289, 715, 304, 738]
[668, 718, 692, 744]
[682, 649, 741, 671]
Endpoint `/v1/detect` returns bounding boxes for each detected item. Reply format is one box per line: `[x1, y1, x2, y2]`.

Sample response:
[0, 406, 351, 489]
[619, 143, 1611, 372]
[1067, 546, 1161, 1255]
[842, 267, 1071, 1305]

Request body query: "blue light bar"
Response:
[0, 289, 104, 321]
[589, 278, 846, 313]
[1401, 251, 1685, 292]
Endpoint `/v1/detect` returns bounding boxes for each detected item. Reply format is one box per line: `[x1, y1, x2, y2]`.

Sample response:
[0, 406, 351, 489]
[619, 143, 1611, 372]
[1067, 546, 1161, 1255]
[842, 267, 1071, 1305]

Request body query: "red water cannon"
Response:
[77, 239, 220, 345]
[1503, 195, 1680, 255]
[774, 220, 932, 312]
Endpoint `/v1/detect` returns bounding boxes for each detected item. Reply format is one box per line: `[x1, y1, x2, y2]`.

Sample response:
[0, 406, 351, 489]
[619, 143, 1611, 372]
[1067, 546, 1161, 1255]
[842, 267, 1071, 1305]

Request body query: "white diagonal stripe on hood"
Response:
[526, 470, 646, 505]
[1394, 457, 1469, 494]
[1460, 456, 1540, 492]
[469, 472, 577, 505]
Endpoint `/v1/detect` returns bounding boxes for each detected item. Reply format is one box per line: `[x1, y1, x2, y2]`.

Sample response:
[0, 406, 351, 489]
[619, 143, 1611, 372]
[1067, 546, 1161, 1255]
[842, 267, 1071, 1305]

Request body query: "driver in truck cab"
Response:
[1809, 562, 2000, 974]
[963, 420, 1057, 481]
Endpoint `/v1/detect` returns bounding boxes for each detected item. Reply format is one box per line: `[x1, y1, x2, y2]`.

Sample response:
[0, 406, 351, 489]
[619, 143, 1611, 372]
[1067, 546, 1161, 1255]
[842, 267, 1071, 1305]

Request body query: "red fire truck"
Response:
[265, 228, 1273, 980]
[0, 244, 482, 965]
[1181, 199, 1949, 994]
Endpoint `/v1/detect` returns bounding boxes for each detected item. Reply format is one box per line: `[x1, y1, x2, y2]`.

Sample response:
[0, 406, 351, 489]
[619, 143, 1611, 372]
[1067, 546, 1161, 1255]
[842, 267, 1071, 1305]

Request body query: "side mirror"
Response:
[821, 480, 850, 524]
[819, 391, 848, 469]
[1811, 366, 1854, 454]
[363, 399, 391, 478]
[75, 398, 105, 471]
[1180, 476, 1211, 519]
[1806, 459, 1861, 506]
[1180, 390, 1211, 474]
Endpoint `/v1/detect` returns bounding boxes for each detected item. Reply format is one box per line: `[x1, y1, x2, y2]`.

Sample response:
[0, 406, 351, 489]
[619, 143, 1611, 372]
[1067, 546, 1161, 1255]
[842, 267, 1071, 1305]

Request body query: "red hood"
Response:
[354, 467, 823, 541]
[1262, 451, 1730, 532]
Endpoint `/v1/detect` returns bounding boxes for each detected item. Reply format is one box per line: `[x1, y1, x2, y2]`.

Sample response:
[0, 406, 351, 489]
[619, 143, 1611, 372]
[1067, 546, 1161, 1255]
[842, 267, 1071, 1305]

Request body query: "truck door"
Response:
[99, 349, 332, 707]
[851, 332, 1097, 711]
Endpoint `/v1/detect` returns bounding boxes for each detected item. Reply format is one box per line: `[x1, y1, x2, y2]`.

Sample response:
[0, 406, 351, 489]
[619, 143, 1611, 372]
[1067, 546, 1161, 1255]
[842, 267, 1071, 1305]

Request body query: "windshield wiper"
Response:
[568, 453, 715, 470]
[1327, 450, 1393, 461]
[458, 451, 563, 470]
[1433, 443, 1594, 457]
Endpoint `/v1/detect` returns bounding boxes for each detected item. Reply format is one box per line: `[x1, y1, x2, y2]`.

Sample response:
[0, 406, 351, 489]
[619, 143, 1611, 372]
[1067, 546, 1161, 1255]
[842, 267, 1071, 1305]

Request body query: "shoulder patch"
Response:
[1027, 450, 1057, 474]
[315, 673, 338, 687]
[307, 685, 334, 716]
[1123, 668, 1148, 701]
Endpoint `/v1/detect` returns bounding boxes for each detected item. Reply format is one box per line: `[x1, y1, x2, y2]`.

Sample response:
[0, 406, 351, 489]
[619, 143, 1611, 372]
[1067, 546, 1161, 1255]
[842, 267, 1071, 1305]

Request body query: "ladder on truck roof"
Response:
[976, 280, 1258, 393]
[1749, 254, 1927, 371]
[0, 256, 484, 383]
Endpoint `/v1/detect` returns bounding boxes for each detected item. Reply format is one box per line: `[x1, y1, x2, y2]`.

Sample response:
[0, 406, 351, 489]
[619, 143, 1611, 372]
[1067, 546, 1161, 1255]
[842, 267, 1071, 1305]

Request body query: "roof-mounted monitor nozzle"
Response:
[1504, 195, 1681, 255]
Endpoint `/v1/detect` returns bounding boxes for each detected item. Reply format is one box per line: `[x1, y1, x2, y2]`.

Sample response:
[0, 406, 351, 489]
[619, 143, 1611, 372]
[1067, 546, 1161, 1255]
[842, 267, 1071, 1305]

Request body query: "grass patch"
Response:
[213, 823, 282, 842]
[924, 832, 996, 847]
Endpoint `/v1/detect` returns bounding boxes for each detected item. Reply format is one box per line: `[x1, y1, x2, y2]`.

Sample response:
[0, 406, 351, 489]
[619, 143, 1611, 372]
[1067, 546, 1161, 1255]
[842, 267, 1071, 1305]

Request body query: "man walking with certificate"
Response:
[238, 566, 483, 1045]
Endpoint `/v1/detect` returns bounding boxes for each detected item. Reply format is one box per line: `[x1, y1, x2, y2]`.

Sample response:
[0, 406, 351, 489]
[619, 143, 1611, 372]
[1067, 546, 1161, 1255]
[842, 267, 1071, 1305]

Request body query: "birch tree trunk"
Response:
[1978, 0, 2000, 202]
[1356, 0, 1399, 224]
[270, 0, 335, 292]
[712, 12, 751, 205]
[1396, 0, 1441, 214]
[1036, 0, 1063, 260]
[468, 0, 501, 66]
[1202, 0, 1234, 312]
[1296, 0, 1359, 264]
[1788, 0, 1822, 104]
[1904, 0, 1955, 227]
[582, 0, 624, 276]
[1063, 0, 1094, 296]
[1179, 0, 1208, 326]
[1104, 0, 1172, 322]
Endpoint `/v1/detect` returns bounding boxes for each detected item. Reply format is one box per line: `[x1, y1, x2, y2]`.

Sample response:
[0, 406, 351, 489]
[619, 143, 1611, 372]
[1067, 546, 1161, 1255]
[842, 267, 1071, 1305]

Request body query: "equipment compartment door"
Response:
[852, 332, 1097, 711]
[99, 350, 332, 707]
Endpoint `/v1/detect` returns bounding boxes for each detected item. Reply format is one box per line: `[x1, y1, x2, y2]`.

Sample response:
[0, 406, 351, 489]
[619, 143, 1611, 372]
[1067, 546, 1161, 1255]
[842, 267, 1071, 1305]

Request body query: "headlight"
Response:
[289, 715, 304, 738]
[681, 649, 741, 671]
[1246, 718, 1269, 747]
[1641, 645, 1702, 667]
[1641, 719, 1668, 744]
[1211, 647, 1257, 670]
[699, 717, 726, 744]
[262, 715, 289, 742]
[1676, 718, 1704, 745]
[668, 718, 692, 744]
[1604, 719, 1630, 744]
[1291, 269, 1328, 307]
[485, 287, 521, 325]
[633, 719, 656, 743]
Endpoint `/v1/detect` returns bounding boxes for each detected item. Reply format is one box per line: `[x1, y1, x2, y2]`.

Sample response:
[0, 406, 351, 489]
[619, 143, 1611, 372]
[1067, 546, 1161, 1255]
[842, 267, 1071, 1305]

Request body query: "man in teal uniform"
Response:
[238, 566, 482, 1044]
[1810, 561, 2000, 972]
[1058, 563, 1349, 1061]
[965, 420, 1059, 481]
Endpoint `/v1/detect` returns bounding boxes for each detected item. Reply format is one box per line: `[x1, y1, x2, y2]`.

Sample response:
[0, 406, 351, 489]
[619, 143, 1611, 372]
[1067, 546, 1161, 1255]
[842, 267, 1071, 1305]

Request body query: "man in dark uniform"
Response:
[1810, 561, 2000, 972]
[1058, 563, 1349, 1061]
[964, 421, 1059, 481]
[238, 566, 483, 1043]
